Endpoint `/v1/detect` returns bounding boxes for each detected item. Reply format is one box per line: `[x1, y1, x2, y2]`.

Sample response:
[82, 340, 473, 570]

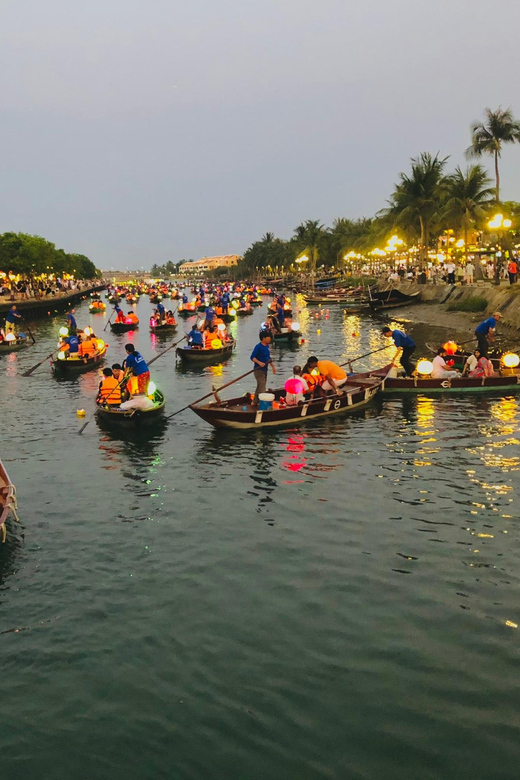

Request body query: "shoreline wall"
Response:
[0, 283, 106, 320]
[378, 281, 520, 331]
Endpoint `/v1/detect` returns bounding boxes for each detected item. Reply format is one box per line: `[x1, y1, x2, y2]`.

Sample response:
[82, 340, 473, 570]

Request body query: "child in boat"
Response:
[284, 365, 309, 405]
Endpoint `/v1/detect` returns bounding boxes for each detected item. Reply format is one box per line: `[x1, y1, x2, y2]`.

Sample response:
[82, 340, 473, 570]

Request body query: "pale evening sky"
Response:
[1, 0, 519, 269]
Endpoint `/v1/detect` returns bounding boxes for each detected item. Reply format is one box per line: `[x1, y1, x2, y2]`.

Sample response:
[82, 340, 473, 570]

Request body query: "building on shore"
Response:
[178, 255, 240, 275]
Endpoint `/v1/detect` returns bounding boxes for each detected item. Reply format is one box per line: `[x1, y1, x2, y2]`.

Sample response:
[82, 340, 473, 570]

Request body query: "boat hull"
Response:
[96, 392, 166, 427]
[149, 324, 178, 334]
[110, 322, 139, 333]
[176, 343, 234, 364]
[53, 349, 107, 374]
[0, 339, 29, 353]
[371, 366, 520, 393]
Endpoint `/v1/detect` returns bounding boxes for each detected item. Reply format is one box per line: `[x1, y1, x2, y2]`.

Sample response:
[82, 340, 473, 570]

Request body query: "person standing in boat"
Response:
[156, 300, 165, 322]
[382, 326, 416, 377]
[114, 303, 125, 323]
[123, 343, 150, 395]
[250, 331, 276, 404]
[66, 309, 77, 332]
[474, 312, 501, 357]
[6, 305, 21, 331]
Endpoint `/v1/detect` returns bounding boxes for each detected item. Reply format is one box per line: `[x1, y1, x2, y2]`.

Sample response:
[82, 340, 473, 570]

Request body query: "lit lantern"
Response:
[285, 378, 304, 394]
[417, 359, 434, 375]
[59, 326, 69, 337]
[443, 341, 458, 355]
[58, 351, 66, 360]
[502, 353, 520, 368]
[147, 380, 156, 396]
[291, 322, 300, 331]
[83, 326, 92, 336]
[5, 332, 16, 342]
[217, 323, 226, 331]
[211, 338, 223, 349]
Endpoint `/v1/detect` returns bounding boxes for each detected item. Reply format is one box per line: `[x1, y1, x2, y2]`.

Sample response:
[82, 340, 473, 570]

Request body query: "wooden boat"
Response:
[0, 335, 30, 353]
[89, 302, 106, 313]
[0, 459, 19, 543]
[178, 305, 198, 318]
[176, 339, 235, 364]
[53, 342, 107, 373]
[250, 298, 263, 307]
[149, 295, 162, 304]
[214, 311, 236, 323]
[370, 363, 520, 394]
[149, 321, 178, 334]
[96, 390, 166, 428]
[107, 295, 121, 304]
[236, 307, 254, 317]
[190, 373, 384, 429]
[125, 295, 139, 303]
[110, 321, 139, 333]
[343, 305, 371, 314]
[368, 288, 420, 311]
[272, 327, 301, 343]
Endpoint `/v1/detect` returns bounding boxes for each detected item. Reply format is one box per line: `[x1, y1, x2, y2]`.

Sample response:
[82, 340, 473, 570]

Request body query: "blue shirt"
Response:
[66, 313, 77, 329]
[182, 294, 188, 303]
[157, 302, 165, 316]
[222, 293, 230, 304]
[391, 330, 415, 348]
[251, 342, 271, 373]
[6, 308, 20, 323]
[205, 307, 215, 320]
[189, 329, 203, 345]
[66, 335, 79, 353]
[114, 305, 122, 314]
[124, 351, 149, 375]
[277, 306, 285, 322]
[475, 317, 496, 335]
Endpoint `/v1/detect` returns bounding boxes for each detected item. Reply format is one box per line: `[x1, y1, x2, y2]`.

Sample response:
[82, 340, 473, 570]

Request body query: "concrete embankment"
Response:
[0, 283, 106, 320]
[377, 281, 520, 334]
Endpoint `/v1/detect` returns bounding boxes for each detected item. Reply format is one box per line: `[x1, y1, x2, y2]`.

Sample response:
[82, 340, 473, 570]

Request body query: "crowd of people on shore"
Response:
[0, 277, 100, 301]
[385, 258, 517, 285]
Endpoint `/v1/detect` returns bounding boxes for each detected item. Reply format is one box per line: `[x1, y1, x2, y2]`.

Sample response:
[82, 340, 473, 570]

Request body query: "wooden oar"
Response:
[166, 368, 255, 420]
[148, 334, 187, 367]
[22, 350, 56, 377]
[339, 345, 388, 369]
[22, 318, 36, 344]
[103, 310, 115, 331]
[78, 374, 128, 435]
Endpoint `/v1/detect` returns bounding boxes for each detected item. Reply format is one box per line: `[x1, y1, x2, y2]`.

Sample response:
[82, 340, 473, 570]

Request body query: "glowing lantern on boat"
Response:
[217, 323, 226, 331]
[291, 322, 300, 331]
[231, 299, 240, 309]
[5, 332, 16, 342]
[443, 341, 458, 355]
[417, 359, 434, 376]
[211, 338, 223, 349]
[285, 378, 304, 394]
[84, 327, 93, 336]
[58, 351, 66, 360]
[147, 380, 156, 396]
[59, 326, 69, 337]
[502, 352, 520, 368]
[229, 309, 236, 317]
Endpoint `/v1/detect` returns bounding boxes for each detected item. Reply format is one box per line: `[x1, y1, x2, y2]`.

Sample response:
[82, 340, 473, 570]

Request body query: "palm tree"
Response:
[442, 165, 494, 260]
[384, 152, 448, 263]
[466, 107, 520, 202]
[293, 220, 326, 279]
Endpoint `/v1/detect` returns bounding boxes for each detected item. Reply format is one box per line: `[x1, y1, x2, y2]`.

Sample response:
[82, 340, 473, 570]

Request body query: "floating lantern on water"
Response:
[77, 409, 86, 417]
[417, 359, 434, 376]
[502, 352, 520, 368]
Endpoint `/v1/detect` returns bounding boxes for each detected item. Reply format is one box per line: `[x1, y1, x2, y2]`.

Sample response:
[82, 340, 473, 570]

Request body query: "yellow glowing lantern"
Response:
[211, 338, 223, 349]
[83, 326, 92, 336]
[59, 326, 69, 337]
[58, 351, 66, 360]
[417, 359, 434, 376]
[77, 409, 86, 417]
[502, 353, 520, 369]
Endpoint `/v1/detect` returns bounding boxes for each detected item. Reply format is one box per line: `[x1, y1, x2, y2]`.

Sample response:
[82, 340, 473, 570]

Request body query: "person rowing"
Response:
[305, 356, 347, 395]
[6, 305, 21, 331]
[156, 300, 165, 322]
[123, 343, 150, 395]
[382, 326, 416, 377]
[250, 330, 277, 404]
[114, 303, 126, 323]
[475, 312, 501, 357]
[59, 331, 80, 356]
[66, 309, 77, 332]
[187, 323, 204, 349]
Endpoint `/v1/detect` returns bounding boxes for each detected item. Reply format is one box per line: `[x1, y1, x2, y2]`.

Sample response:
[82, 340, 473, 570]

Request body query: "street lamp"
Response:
[487, 214, 513, 284]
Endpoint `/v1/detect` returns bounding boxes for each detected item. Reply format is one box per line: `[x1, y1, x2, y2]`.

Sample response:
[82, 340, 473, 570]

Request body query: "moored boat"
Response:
[96, 390, 166, 428]
[368, 288, 420, 311]
[371, 363, 520, 393]
[190, 373, 384, 429]
[0, 459, 19, 543]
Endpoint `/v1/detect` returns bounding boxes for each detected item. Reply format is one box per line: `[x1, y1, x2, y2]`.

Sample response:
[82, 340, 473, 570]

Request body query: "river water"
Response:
[1, 295, 519, 780]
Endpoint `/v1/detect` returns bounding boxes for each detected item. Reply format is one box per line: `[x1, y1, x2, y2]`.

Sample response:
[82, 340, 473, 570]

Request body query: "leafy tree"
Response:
[384, 152, 448, 263]
[293, 220, 327, 277]
[466, 107, 520, 202]
[442, 165, 494, 258]
[240, 233, 292, 275]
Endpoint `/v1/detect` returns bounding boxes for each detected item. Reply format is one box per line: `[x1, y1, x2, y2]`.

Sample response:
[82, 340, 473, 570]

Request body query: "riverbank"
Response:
[0, 283, 106, 320]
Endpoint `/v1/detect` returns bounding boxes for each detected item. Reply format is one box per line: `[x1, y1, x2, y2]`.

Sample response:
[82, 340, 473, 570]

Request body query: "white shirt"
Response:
[465, 263, 475, 274]
[446, 263, 456, 274]
[465, 355, 478, 373]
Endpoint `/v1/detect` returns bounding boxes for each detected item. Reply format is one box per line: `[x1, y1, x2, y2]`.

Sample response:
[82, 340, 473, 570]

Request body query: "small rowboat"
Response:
[110, 321, 139, 333]
[368, 289, 420, 311]
[372, 364, 520, 394]
[149, 321, 178, 334]
[272, 327, 301, 343]
[0, 335, 29, 353]
[268, 304, 293, 318]
[149, 295, 162, 304]
[96, 390, 166, 428]
[236, 307, 254, 317]
[178, 306, 197, 318]
[126, 295, 139, 303]
[89, 302, 106, 313]
[343, 305, 370, 314]
[53, 343, 107, 374]
[107, 295, 121, 304]
[190, 373, 384, 429]
[176, 339, 235, 364]
[214, 311, 236, 323]
[0, 459, 19, 543]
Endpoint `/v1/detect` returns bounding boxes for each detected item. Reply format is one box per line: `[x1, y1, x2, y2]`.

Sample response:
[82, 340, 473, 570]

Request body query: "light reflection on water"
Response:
[1, 295, 520, 778]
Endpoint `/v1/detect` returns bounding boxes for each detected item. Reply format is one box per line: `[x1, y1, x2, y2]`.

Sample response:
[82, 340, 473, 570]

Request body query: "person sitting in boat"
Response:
[114, 304, 125, 323]
[204, 326, 221, 349]
[431, 348, 461, 380]
[165, 310, 177, 325]
[126, 311, 139, 324]
[213, 318, 229, 342]
[306, 357, 347, 395]
[462, 349, 481, 376]
[60, 331, 80, 356]
[469, 354, 496, 378]
[382, 326, 416, 377]
[123, 343, 150, 395]
[266, 314, 281, 334]
[78, 335, 98, 357]
[111, 363, 125, 383]
[284, 366, 309, 405]
[187, 324, 203, 349]
[96, 368, 122, 407]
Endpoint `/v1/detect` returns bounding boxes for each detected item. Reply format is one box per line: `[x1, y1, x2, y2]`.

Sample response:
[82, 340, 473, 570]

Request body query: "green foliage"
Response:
[151, 260, 182, 277]
[466, 107, 520, 200]
[447, 296, 488, 312]
[0, 232, 100, 278]
[241, 233, 294, 274]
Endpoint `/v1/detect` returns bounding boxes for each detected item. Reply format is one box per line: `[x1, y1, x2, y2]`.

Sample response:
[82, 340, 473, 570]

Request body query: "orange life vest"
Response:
[303, 371, 323, 390]
[99, 377, 121, 404]
[126, 313, 139, 323]
[79, 339, 97, 355]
